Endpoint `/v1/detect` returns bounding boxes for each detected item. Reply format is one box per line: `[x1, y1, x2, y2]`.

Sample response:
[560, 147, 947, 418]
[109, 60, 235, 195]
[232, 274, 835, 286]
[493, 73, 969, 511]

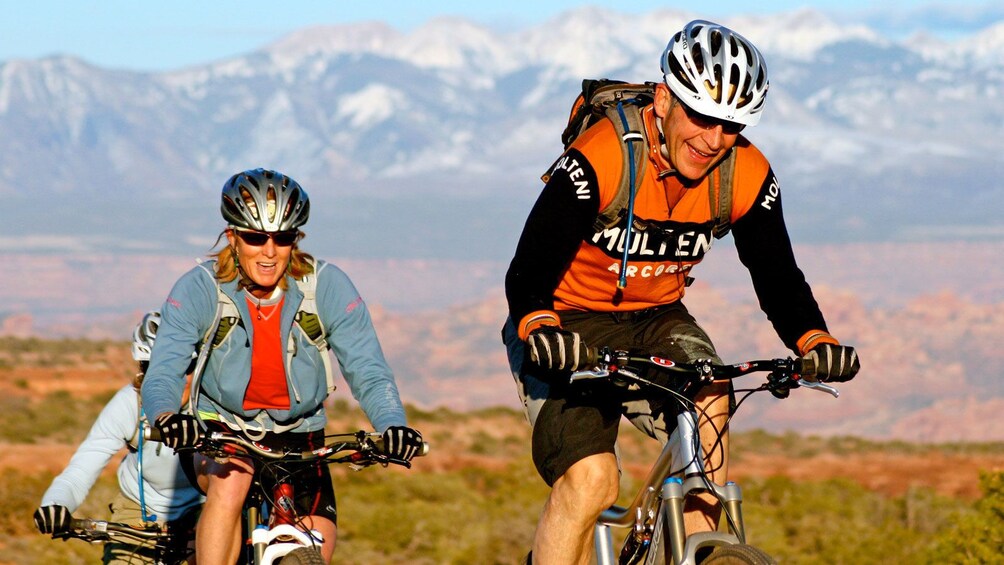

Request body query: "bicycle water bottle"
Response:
[272, 483, 297, 526]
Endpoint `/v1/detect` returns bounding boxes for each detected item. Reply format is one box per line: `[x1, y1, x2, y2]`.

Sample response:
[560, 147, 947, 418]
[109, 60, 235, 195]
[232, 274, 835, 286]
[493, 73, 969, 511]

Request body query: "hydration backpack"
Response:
[544, 78, 737, 239]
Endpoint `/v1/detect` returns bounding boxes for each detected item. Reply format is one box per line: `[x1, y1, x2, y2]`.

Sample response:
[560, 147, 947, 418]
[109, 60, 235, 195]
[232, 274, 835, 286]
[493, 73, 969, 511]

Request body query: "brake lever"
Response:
[797, 379, 840, 398]
[568, 369, 611, 383]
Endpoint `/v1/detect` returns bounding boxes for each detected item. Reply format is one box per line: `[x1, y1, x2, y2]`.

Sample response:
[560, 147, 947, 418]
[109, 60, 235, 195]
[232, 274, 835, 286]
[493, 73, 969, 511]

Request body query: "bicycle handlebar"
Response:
[144, 427, 430, 468]
[571, 347, 839, 398]
[58, 518, 173, 543]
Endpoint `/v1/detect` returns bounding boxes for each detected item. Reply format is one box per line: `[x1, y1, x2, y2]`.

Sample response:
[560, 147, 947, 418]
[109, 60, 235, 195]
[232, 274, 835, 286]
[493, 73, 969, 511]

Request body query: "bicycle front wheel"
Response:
[701, 544, 775, 565]
[277, 547, 326, 565]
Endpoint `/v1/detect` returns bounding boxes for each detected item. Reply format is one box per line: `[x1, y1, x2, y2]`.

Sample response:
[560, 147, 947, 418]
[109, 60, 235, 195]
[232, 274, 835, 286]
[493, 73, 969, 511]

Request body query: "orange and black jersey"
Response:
[506, 105, 833, 355]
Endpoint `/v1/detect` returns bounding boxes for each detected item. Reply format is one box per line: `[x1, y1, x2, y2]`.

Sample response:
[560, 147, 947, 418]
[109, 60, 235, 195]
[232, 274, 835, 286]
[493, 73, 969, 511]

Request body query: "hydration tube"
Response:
[615, 101, 643, 289]
[136, 414, 157, 523]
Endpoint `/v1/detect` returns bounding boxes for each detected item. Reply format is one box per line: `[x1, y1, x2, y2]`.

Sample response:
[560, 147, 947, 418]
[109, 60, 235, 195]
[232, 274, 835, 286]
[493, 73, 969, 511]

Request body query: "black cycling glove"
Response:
[526, 326, 591, 371]
[34, 504, 72, 535]
[382, 426, 424, 462]
[153, 413, 201, 449]
[804, 343, 860, 383]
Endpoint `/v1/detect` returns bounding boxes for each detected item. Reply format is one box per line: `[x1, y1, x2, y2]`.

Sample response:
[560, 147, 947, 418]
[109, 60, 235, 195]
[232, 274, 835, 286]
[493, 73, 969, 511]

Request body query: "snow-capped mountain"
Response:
[2, 7, 1002, 261]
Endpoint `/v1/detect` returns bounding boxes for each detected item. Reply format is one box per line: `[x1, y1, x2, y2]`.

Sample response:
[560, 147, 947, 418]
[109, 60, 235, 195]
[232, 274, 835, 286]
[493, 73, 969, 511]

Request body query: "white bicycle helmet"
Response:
[221, 168, 310, 232]
[661, 20, 769, 127]
[131, 310, 161, 362]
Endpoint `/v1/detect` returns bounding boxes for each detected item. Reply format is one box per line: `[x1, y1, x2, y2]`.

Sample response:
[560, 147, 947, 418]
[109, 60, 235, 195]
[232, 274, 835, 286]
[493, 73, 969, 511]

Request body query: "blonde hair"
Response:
[132, 365, 147, 391]
[210, 229, 315, 289]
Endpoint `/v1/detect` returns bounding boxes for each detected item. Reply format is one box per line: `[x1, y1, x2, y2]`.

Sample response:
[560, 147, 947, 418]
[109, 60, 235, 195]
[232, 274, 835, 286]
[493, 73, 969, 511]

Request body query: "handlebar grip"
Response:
[69, 517, 91, 529]
[579, 346, 605, 369]
[143, 426, 163, 442]
[799, 355, 818, 378]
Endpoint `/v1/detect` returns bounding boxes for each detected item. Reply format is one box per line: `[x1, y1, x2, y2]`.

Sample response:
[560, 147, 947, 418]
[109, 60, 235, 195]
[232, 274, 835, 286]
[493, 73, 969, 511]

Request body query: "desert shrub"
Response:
[743, 476, 966, 564]
[0, 336, 119, 366]
[926, 471, 1004, 563]
[0, 390, 112, 443]
[4, 468, 121, 563]
[335, 458, 546, 564]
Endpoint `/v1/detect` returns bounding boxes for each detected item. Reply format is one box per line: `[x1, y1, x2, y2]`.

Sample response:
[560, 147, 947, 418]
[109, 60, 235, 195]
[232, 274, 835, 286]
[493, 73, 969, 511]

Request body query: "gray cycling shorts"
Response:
[502, 303, 723, 486]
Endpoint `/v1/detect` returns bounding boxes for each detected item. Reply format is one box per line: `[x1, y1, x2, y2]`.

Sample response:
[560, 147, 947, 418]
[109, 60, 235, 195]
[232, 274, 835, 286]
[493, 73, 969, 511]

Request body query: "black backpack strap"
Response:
[709, 148, 737, 239]
[592, 100, 649, 233]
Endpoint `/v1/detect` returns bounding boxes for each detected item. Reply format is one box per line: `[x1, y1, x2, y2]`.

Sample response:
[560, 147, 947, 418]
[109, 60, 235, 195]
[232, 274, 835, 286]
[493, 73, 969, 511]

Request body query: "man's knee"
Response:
[552, 453, 620, 512]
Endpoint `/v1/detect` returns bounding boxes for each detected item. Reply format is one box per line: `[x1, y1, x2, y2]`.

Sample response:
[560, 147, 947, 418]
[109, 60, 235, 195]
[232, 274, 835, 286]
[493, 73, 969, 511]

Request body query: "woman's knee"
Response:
[203, 463, 253, 507]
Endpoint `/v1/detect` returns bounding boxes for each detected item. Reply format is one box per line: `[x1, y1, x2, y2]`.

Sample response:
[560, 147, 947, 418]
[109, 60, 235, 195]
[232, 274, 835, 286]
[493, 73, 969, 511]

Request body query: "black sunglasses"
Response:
[234, 229, 299, 247]
[680, 102, 746, 135]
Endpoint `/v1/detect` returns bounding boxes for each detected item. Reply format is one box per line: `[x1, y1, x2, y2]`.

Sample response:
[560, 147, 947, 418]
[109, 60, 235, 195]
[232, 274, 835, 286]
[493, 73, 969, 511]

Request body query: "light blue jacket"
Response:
[141, 259, 407, 434]
[41, 385, 203, 522]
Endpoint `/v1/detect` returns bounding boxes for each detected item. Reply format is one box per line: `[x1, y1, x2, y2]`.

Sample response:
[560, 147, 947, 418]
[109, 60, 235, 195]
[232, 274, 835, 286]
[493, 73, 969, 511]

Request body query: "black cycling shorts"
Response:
[505, 302, 726, 487]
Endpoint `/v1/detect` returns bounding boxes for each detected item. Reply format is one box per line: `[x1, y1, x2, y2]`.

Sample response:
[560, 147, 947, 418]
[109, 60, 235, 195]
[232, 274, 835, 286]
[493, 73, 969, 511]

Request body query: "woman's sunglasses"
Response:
[234, 229, 299, 247]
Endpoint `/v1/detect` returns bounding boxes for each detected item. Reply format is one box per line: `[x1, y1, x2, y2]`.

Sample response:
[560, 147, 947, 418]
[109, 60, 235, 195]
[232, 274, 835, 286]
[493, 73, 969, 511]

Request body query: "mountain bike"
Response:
[571, 347, 840, 565]
[57, 516, 193, 564]
[147, 427, 426, 565]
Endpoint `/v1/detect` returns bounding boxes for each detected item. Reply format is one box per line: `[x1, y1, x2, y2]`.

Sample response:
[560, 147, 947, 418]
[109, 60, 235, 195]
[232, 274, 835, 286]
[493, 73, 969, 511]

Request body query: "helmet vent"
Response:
[728, 66, 742, 105]
[239, 187, 260, 220]
[266, 185, 278, 223]
[690, 44, 705, 74]
[668, 57, 698, 94]
[711, 64, 723, 103]
[709, 29, 723, 57]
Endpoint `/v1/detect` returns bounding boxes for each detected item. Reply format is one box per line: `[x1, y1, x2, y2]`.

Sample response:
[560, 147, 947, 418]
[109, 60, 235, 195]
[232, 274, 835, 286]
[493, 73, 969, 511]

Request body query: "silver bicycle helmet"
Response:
[221, 168, 310, 232]
[131, 310, 161, 362]
[661, 20, 769, 126]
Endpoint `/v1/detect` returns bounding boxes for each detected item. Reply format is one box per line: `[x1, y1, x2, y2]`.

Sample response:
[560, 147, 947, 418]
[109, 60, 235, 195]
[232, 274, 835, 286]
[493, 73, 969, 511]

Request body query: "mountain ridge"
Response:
[2, 6, 1002, 261]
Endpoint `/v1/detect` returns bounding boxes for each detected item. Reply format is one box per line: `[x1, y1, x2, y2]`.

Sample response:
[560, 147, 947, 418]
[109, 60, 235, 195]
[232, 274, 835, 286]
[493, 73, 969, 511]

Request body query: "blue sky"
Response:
[4, 1, 1001, 71]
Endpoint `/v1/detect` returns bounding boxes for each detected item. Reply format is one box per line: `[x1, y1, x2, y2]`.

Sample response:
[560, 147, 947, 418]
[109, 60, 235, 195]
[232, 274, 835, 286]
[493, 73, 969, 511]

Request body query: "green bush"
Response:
[3, 468, 120, 563]
[0, 390, 111, 443]
[335, 458, 546, 564]
[743, 476, 966, 564]
[926, 471, 1004, 564]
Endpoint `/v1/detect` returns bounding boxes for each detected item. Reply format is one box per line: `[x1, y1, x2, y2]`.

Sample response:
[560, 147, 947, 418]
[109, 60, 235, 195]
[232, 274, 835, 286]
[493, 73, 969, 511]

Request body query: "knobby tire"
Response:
[277, 546, 326, 565]
[700, 544, 776, 565]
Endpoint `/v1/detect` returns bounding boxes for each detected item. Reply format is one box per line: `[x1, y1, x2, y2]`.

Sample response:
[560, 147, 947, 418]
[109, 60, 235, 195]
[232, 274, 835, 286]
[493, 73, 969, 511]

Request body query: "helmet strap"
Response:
[655, 98, 679, 180]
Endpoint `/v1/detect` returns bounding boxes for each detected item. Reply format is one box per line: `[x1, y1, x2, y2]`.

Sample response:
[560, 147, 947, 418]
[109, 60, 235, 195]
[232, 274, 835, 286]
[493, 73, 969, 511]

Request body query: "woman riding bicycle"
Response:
[141, 168, 423, 564]
[34, 310, 203, 564]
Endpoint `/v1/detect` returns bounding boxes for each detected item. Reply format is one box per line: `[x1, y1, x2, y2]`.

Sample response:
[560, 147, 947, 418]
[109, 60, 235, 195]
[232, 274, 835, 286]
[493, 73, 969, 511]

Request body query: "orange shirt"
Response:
[552, 106, 769, 312]
[243, 295, 291, 410]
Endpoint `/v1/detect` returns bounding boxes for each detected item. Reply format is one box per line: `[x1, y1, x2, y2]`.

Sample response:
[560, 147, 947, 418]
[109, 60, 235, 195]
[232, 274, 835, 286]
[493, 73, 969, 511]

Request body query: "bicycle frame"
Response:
[241, 487, 323, 564]
[577, 350, 839, 565]
[593, 409, 747, 565]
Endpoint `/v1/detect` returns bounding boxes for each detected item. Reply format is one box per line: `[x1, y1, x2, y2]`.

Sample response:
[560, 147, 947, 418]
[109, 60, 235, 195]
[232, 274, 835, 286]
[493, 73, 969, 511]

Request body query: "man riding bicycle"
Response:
[502, 19, 860, 564]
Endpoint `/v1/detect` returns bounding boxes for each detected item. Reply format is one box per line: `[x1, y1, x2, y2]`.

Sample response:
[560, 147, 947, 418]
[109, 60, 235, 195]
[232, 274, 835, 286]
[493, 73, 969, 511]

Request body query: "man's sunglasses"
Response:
[234, 229, 299, 247]
[680, 103, 746, 135]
